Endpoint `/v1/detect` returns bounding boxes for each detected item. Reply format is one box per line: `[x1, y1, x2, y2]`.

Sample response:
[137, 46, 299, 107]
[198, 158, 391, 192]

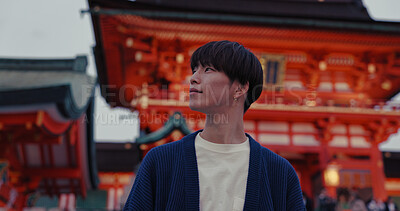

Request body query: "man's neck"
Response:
[200, 110, 247, 144]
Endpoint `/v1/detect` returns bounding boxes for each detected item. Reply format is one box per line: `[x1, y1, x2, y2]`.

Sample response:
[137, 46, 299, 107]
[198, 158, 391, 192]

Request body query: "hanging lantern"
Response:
[319, 61, 327, 71]
[324, 164, 340, 187]
[368, 63, 376, 74]
[126, 38, 134, 48]
[176, 53, 184, 64]
[381, 80, 392, 91]
[135, 51, 143, 62]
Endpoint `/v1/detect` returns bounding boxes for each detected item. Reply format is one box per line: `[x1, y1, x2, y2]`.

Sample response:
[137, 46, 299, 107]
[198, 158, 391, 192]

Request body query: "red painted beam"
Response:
[0, 113, 37, 125]
[22, 168, 81, 178]
[138, 101, 400, 124]
[328, 147, 371, 156]
[333, 159, 372, 170]
[38, 184, 79, 190]
[244, 106, 400, 122]
[13, 135, 62, 145]
[263, 145, 321, 154]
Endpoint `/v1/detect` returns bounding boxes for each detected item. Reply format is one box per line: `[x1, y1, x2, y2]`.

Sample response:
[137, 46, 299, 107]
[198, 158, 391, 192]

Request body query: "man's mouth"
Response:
[189, 88, 202, 93]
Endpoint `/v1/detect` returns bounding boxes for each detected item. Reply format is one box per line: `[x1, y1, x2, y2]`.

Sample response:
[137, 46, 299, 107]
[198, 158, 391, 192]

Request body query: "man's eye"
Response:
[205, 68, 213, 72]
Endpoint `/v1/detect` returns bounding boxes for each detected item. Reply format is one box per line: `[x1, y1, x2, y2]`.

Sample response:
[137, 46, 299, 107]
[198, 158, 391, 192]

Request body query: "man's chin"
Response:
[189, 104, 204, 113]
[189, 104, 199, 111]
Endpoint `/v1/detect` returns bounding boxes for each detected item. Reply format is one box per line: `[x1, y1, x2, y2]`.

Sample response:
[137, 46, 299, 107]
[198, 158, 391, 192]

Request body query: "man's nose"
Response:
[190, 72, 200, 84]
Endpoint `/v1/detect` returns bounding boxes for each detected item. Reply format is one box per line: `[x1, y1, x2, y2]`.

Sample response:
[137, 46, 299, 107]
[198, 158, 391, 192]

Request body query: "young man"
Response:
[124, 41, 305, 210]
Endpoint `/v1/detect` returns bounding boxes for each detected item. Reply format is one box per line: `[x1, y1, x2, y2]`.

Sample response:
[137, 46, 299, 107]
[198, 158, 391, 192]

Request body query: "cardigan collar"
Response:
[182, 130, 267, 210]
[182, 131, 200, 210]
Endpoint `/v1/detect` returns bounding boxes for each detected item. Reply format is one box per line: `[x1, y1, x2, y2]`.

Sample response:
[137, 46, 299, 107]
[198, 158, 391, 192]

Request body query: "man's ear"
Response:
[234, 81, 249, 99]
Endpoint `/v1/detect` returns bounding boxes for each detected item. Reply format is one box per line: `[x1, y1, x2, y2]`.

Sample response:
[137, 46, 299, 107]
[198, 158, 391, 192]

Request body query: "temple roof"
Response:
[87, 0, 400, 107]
[88, 0, 400, 33]
[0, 56, 98, 196]
[90, 0, 372, 21]
[0, 56, 96, 120]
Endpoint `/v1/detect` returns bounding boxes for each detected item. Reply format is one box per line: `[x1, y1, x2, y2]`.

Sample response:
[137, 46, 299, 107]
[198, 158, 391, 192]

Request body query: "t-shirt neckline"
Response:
[195, 133, 249, 153]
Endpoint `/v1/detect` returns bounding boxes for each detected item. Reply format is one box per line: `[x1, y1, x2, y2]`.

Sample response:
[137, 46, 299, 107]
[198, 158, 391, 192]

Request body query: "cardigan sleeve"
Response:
[123, 149, 157, 211]
[286, 165, 306, 211]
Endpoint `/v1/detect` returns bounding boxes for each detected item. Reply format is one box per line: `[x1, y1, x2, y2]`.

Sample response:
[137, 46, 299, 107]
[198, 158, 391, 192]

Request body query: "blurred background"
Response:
[1, 0, 400, 210]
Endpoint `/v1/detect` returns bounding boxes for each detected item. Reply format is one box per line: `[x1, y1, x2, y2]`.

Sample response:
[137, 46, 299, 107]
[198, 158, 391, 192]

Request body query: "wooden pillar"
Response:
[317, 118, 336, 199]
[370, 141, 387, 201]
[301, 163, 313, 198]
[367, 120, 399, 201]
[319, 139, 330, 172]
[74, 118, 87, 198]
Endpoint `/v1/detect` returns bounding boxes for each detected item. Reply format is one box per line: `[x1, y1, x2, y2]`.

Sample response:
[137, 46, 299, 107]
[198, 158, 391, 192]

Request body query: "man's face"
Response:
[189, 64, 235, 114]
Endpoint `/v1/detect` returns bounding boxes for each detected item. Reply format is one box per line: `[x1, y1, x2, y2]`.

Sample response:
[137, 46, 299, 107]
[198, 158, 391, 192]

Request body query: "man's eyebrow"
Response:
[205, 66, 219, 71]
[202, 64, 214, 69]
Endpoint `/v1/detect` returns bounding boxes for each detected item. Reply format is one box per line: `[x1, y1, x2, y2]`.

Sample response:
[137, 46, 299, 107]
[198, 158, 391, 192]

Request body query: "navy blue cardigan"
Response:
[124, 130, 305, 210]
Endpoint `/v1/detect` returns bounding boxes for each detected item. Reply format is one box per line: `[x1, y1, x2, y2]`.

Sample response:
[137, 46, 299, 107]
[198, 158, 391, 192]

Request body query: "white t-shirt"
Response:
[195, 133, 250, 211]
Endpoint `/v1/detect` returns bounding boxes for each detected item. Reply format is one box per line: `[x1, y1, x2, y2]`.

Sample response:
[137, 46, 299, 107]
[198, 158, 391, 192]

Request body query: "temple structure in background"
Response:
[2, 0, 400, 210]
[0, 56, 98, 210]
[88, 0, 400, 205]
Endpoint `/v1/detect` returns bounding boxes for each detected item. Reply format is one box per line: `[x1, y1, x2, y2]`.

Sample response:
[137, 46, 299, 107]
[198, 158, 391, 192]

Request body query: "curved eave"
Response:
[92, 28, 109, 102]
[89, 0, 110, 103]
[85, 97, 100, 189]
[0, 111, 70, 137]
[85, 8, 400, 34]
[88, 0, 373, 22]
[39, 111, 73, 136]
[0, 85, 94, 120]
[136, 112, 193, 144]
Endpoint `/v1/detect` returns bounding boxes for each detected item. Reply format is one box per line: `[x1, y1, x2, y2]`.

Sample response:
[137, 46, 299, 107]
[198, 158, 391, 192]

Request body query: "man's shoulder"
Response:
[259, 144, 293, 168]
[246, 134, 292, 168]
[148, 139, 184, 157]
[146, 131, 198, 157]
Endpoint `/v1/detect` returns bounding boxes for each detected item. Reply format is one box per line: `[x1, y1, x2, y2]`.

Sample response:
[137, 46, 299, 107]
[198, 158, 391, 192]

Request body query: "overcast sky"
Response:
[0, 0, 399, 150]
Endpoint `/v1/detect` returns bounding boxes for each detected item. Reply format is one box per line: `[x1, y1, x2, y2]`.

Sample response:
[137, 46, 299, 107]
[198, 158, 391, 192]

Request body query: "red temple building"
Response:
[87, 0, 400, 205]
[0, 56, 98, 210]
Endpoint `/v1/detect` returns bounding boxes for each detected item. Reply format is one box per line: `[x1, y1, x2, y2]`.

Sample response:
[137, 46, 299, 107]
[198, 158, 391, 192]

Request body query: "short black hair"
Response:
[190, 40, 263, 113]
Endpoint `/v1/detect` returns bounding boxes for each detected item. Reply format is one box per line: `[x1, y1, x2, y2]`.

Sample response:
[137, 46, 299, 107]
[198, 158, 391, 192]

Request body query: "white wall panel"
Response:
[350, 137, 371, 148]
[331, 124, 347, 134]
[259, 134, 290, 145]
[349, 125, 368, 135]
[292, 123, 317, 133]
[25, 144, 41, 167]
[329, 135, 348, 147]
[293, 135, 320, 146]
[258, 121, 289, 132]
